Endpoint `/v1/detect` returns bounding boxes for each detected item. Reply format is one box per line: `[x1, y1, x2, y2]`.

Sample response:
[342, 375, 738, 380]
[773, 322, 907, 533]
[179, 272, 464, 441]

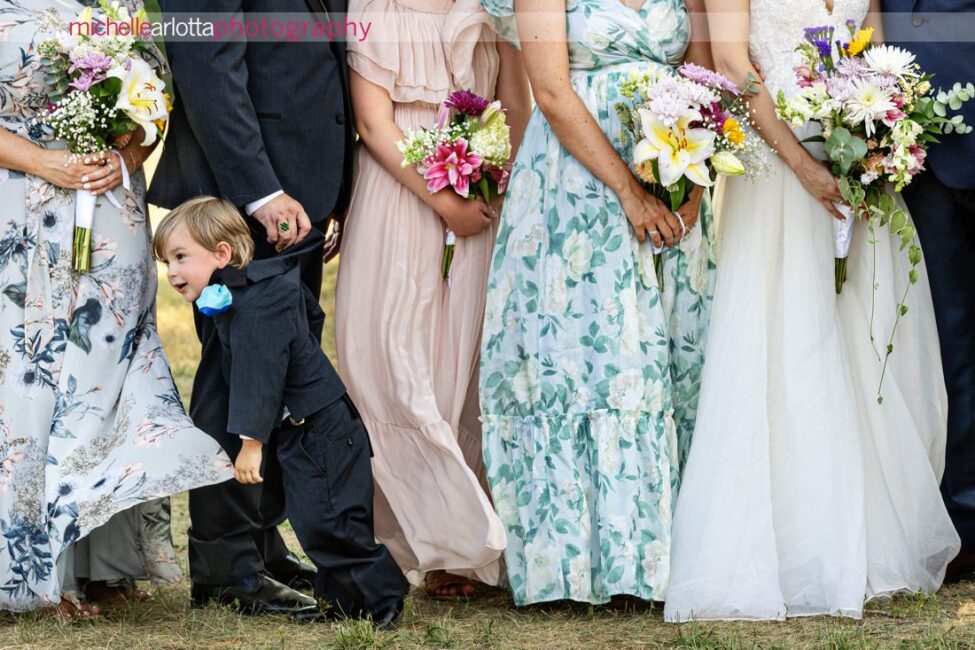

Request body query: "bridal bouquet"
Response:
[615, 63, 765, 285]
[38, 0, 170, 273]
[776, 21, 974, 295]
[776, 20, 973, 401]
[398, 90, 512, 281]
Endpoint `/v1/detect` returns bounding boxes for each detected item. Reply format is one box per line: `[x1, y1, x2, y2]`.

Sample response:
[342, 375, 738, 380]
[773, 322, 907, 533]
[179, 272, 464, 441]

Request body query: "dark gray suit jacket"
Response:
[190, 232, 346, 448]
[147, 0, 354, 222]
[883, 0, 975, 188]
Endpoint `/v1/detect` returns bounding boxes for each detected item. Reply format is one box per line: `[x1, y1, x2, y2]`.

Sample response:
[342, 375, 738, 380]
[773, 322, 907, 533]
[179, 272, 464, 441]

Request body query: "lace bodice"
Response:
[749, 0, 870, 98]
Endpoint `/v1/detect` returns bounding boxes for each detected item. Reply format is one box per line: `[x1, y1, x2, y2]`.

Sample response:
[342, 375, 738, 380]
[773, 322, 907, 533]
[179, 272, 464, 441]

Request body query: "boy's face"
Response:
[160, 224, 229, 303]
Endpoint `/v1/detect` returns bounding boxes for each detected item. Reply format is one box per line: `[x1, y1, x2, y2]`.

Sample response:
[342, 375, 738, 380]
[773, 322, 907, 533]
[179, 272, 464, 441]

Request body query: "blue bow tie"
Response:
[196, 284, 233, 316]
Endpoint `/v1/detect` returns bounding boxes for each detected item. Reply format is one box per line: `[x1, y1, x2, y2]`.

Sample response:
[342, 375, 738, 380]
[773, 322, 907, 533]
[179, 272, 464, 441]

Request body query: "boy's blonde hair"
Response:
[152, 196, 254, 268]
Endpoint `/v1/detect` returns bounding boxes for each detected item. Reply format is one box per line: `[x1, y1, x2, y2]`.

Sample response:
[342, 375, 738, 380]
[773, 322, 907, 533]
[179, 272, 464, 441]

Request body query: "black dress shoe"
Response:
[191, 574, 318, 616]
[289, 600, 403, 630]
[371, 601, 404, 631]
[266, 554, 318, 591]
[946, 550, 975, 582]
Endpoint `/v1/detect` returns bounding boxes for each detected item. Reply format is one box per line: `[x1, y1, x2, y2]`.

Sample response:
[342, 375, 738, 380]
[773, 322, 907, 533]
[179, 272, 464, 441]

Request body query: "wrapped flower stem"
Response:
[72, 189, 97, 273]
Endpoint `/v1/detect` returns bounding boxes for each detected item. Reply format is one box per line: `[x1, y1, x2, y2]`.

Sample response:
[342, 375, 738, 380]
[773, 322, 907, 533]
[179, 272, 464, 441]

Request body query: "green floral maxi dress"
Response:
[0, 0, 232, 611]
[478, 0, 716, 606]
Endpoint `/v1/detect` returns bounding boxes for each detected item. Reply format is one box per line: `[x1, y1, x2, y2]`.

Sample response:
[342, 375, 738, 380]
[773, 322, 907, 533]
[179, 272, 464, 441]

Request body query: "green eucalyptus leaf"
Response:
[908, 245, 922, 265]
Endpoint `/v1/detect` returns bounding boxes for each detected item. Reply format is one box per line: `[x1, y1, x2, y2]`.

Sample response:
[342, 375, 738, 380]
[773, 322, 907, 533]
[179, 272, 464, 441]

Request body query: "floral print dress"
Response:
[478, 0, 716, 605]
[0, 0, 231, 611]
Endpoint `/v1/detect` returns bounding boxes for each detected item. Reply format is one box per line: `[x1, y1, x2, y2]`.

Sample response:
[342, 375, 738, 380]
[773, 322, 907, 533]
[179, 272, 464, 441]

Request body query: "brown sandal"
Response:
[41, 597, 102, 620]
[424, 570, 478, 601]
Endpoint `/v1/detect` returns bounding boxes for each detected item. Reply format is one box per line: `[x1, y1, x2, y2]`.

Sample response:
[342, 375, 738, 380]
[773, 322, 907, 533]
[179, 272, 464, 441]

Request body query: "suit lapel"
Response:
[304, 0, 330, 22]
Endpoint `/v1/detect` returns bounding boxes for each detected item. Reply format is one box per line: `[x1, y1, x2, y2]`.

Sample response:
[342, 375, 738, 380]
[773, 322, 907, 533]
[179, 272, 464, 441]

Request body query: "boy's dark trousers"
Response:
[269, 395, 408, 618]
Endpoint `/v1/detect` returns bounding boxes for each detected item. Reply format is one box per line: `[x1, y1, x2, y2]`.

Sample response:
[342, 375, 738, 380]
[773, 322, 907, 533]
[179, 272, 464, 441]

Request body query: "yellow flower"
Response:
[636, 160, 657, 184]
[846, 28, 874, 56]
[723, 118, 745, 146]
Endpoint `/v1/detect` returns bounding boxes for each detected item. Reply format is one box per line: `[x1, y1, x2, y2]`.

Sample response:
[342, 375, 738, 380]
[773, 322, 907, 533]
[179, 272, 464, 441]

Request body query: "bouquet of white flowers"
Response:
[38, 0, 170, 272]
[776, 21, 973, 294]
[776, 20, 974, 401]
[615, 63, 765, 287]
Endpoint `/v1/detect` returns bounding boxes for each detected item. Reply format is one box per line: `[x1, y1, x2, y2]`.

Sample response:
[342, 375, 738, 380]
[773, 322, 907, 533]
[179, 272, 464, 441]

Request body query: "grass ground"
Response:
[0, 260, 972, 649]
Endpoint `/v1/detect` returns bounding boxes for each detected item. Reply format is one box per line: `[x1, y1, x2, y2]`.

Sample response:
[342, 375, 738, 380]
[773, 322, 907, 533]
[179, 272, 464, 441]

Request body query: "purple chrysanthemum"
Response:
[444, 90, 491, 117]
[678, 63, 741, 94]
[67, 53, 114, 92]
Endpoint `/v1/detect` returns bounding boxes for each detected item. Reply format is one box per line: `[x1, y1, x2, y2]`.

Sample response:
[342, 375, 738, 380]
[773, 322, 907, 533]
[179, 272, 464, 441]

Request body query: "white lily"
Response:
[634, 109, 715, 187]
[108, 58, 169, 146]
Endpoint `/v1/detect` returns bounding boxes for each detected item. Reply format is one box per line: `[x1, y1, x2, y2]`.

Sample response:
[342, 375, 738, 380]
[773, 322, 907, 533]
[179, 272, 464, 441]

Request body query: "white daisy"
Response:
[845, 79, 896, 137]
[863, 45, 916, 79]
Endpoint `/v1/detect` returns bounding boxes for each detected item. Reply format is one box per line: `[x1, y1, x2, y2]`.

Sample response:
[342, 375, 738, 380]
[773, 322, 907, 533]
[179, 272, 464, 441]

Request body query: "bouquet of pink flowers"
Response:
[615, 63, 765, 286]
[38, 0, 170, 273]
[398, 90, 511, 280]
[777, 20, 973, 295]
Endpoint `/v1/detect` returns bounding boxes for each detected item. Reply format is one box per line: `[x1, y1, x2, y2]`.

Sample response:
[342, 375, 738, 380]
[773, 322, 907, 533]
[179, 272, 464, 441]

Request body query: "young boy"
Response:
[153, 196, 408, 627]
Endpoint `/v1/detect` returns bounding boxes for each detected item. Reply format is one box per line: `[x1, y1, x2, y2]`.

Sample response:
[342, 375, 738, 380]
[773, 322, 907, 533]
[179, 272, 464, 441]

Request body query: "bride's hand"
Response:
[675, 185, 705, 234]
[794, 155, 847, 220]
[618, 179, 681, 248]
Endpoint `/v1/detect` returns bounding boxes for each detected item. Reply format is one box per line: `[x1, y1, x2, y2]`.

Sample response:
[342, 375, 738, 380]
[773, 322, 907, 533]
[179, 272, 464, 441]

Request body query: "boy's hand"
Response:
[234, 439, 264, 484]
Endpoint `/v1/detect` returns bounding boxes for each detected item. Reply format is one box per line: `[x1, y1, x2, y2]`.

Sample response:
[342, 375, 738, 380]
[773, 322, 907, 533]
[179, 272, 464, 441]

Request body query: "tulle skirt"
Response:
[664, 156, 960, 621]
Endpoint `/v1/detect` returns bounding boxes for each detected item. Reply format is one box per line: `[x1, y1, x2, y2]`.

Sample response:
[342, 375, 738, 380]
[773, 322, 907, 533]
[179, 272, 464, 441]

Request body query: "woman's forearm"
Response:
[495, 40, 533, 160]
[118, 140, 156, 174]
[683, 0, 715, 69]
[0, 129, 42, 176]
[709, 46, 809, 173]
[864, 0, 884, 42]
[351, 74, 457, 213]
[534, 86, 638, 198]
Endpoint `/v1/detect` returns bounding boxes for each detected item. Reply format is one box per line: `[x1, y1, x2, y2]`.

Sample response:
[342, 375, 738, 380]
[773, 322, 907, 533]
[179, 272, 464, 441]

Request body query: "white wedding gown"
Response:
[664, 0, 961, 621]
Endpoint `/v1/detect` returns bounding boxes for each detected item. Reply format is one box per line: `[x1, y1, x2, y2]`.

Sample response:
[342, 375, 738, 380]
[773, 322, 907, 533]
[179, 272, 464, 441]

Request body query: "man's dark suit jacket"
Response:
[884, 0, 975, 189]
[189, 232, 346, 451]
[147, 0, 353, 222]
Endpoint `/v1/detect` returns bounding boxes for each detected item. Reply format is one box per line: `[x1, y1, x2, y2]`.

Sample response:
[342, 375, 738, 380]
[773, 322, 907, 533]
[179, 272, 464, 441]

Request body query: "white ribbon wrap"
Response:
[833, 202, 855, 259]
[74, 188, 97, 230]
[72, 150, 131, 231]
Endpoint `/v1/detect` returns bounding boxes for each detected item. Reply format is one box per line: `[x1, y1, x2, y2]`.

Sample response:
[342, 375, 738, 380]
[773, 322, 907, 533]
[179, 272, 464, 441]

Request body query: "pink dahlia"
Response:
[444, 90, 491, 117]
[423, 138, 483, 196]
